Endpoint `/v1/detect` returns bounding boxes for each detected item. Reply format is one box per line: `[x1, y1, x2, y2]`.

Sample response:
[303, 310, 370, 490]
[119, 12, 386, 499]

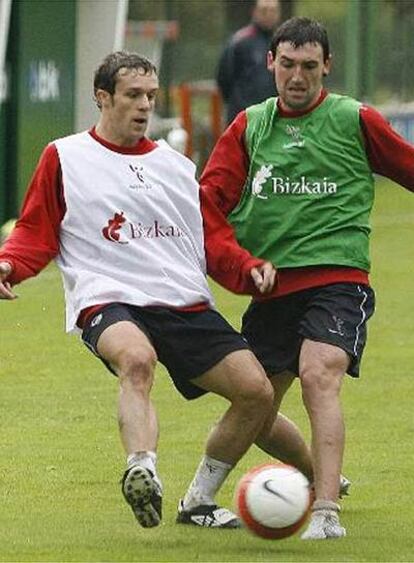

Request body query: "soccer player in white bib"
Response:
[0, 52, 315, 529]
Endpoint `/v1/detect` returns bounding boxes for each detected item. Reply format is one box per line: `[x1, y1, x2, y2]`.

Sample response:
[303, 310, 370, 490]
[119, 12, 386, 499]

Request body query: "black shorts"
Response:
[82, 303, 249, 400]
[241, 283, 375, 377]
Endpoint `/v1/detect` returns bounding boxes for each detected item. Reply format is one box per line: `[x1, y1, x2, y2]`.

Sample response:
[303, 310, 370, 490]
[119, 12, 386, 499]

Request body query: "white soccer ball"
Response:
[235, 463, 311, 539]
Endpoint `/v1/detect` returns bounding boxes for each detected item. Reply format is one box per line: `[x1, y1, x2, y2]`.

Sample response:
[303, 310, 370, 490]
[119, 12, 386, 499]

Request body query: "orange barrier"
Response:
[173, 81, 223, 159]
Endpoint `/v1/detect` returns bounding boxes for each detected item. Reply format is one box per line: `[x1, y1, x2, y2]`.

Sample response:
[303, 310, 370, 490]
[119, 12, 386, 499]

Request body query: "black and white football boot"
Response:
[121, 465, 162, 528]
[176, 500, 241, 528]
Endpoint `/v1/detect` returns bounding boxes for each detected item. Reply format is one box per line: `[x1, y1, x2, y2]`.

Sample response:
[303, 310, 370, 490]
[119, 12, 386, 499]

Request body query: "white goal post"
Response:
[0, 0, 12, 101]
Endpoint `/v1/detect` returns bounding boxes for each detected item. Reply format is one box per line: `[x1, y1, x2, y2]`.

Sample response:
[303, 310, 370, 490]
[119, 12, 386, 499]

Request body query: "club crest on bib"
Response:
[128, 164, 152, 191]
[283, 125, 305, 149]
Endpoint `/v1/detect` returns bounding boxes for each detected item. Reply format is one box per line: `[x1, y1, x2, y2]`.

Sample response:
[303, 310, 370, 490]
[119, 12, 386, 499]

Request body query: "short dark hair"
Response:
[270, 17, 330, 61]
[93, 51, 157, 104]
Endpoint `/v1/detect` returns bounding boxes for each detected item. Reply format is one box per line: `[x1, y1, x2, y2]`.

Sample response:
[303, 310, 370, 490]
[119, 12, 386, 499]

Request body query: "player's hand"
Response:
[0, 262, 17, 299]
[250, 262, 277, 294]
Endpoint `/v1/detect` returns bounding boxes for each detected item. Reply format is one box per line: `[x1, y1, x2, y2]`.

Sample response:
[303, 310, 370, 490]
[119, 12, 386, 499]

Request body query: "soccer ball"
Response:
[235, 463, 311, 540]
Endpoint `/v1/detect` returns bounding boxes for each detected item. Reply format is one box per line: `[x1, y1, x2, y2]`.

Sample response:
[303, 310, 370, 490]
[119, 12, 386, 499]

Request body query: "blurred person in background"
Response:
[217, 0, 281, 124]
[201, 16, 414, 540]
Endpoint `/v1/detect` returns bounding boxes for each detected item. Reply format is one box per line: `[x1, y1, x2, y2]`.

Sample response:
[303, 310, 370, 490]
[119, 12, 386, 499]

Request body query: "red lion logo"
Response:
[102, 212, 128, 243]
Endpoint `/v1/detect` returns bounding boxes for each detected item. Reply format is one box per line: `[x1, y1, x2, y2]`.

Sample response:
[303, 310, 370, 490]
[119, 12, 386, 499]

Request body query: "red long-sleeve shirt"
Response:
[200, 91, 414, 298]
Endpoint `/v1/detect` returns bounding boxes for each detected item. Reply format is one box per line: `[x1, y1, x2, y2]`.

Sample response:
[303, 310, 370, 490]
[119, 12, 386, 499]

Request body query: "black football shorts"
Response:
[242, 283, 375, 377]
[82, 302, 249, 399]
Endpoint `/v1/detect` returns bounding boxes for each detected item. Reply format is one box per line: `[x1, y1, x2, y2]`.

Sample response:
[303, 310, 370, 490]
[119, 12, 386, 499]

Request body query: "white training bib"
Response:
[54, 133, 213, 332]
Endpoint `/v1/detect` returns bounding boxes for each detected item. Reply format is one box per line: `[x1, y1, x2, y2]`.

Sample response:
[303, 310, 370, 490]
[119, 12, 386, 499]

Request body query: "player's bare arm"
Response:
[0, 261, 16, 299]
[250, 261, 277, 293]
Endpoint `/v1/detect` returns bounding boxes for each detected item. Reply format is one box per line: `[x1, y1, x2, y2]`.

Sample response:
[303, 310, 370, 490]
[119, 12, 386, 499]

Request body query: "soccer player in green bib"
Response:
[201, 17, 414, 539]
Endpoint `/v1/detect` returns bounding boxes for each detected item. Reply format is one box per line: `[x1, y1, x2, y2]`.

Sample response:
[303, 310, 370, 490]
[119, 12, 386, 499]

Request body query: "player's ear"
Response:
[267, 51, 275, 71]
[95, 88, 111, 110]
[322, 54, 332, 77]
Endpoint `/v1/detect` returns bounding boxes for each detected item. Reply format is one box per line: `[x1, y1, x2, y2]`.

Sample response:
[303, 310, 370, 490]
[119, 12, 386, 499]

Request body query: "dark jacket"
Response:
[217, 23, 276, 124]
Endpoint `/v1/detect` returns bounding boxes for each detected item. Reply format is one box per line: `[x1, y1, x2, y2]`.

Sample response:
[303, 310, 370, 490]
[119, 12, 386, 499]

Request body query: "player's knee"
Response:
[300, 344, 348, 397]
[236, 373, 274, 414]
[117, 347, 157, 389]
[300, 362, 342, 400]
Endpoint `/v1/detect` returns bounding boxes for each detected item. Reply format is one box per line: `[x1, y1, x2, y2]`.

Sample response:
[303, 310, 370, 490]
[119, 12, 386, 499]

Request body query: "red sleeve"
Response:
[0, 143, 65, 284]
[360, 105, 414, 190]
[200, 112, 266, 295]
[201, 111, 250, 215]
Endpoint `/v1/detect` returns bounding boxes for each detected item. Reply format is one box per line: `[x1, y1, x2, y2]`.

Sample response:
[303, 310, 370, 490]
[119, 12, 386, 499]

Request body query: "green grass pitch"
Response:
[0, 178, 413, 561]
